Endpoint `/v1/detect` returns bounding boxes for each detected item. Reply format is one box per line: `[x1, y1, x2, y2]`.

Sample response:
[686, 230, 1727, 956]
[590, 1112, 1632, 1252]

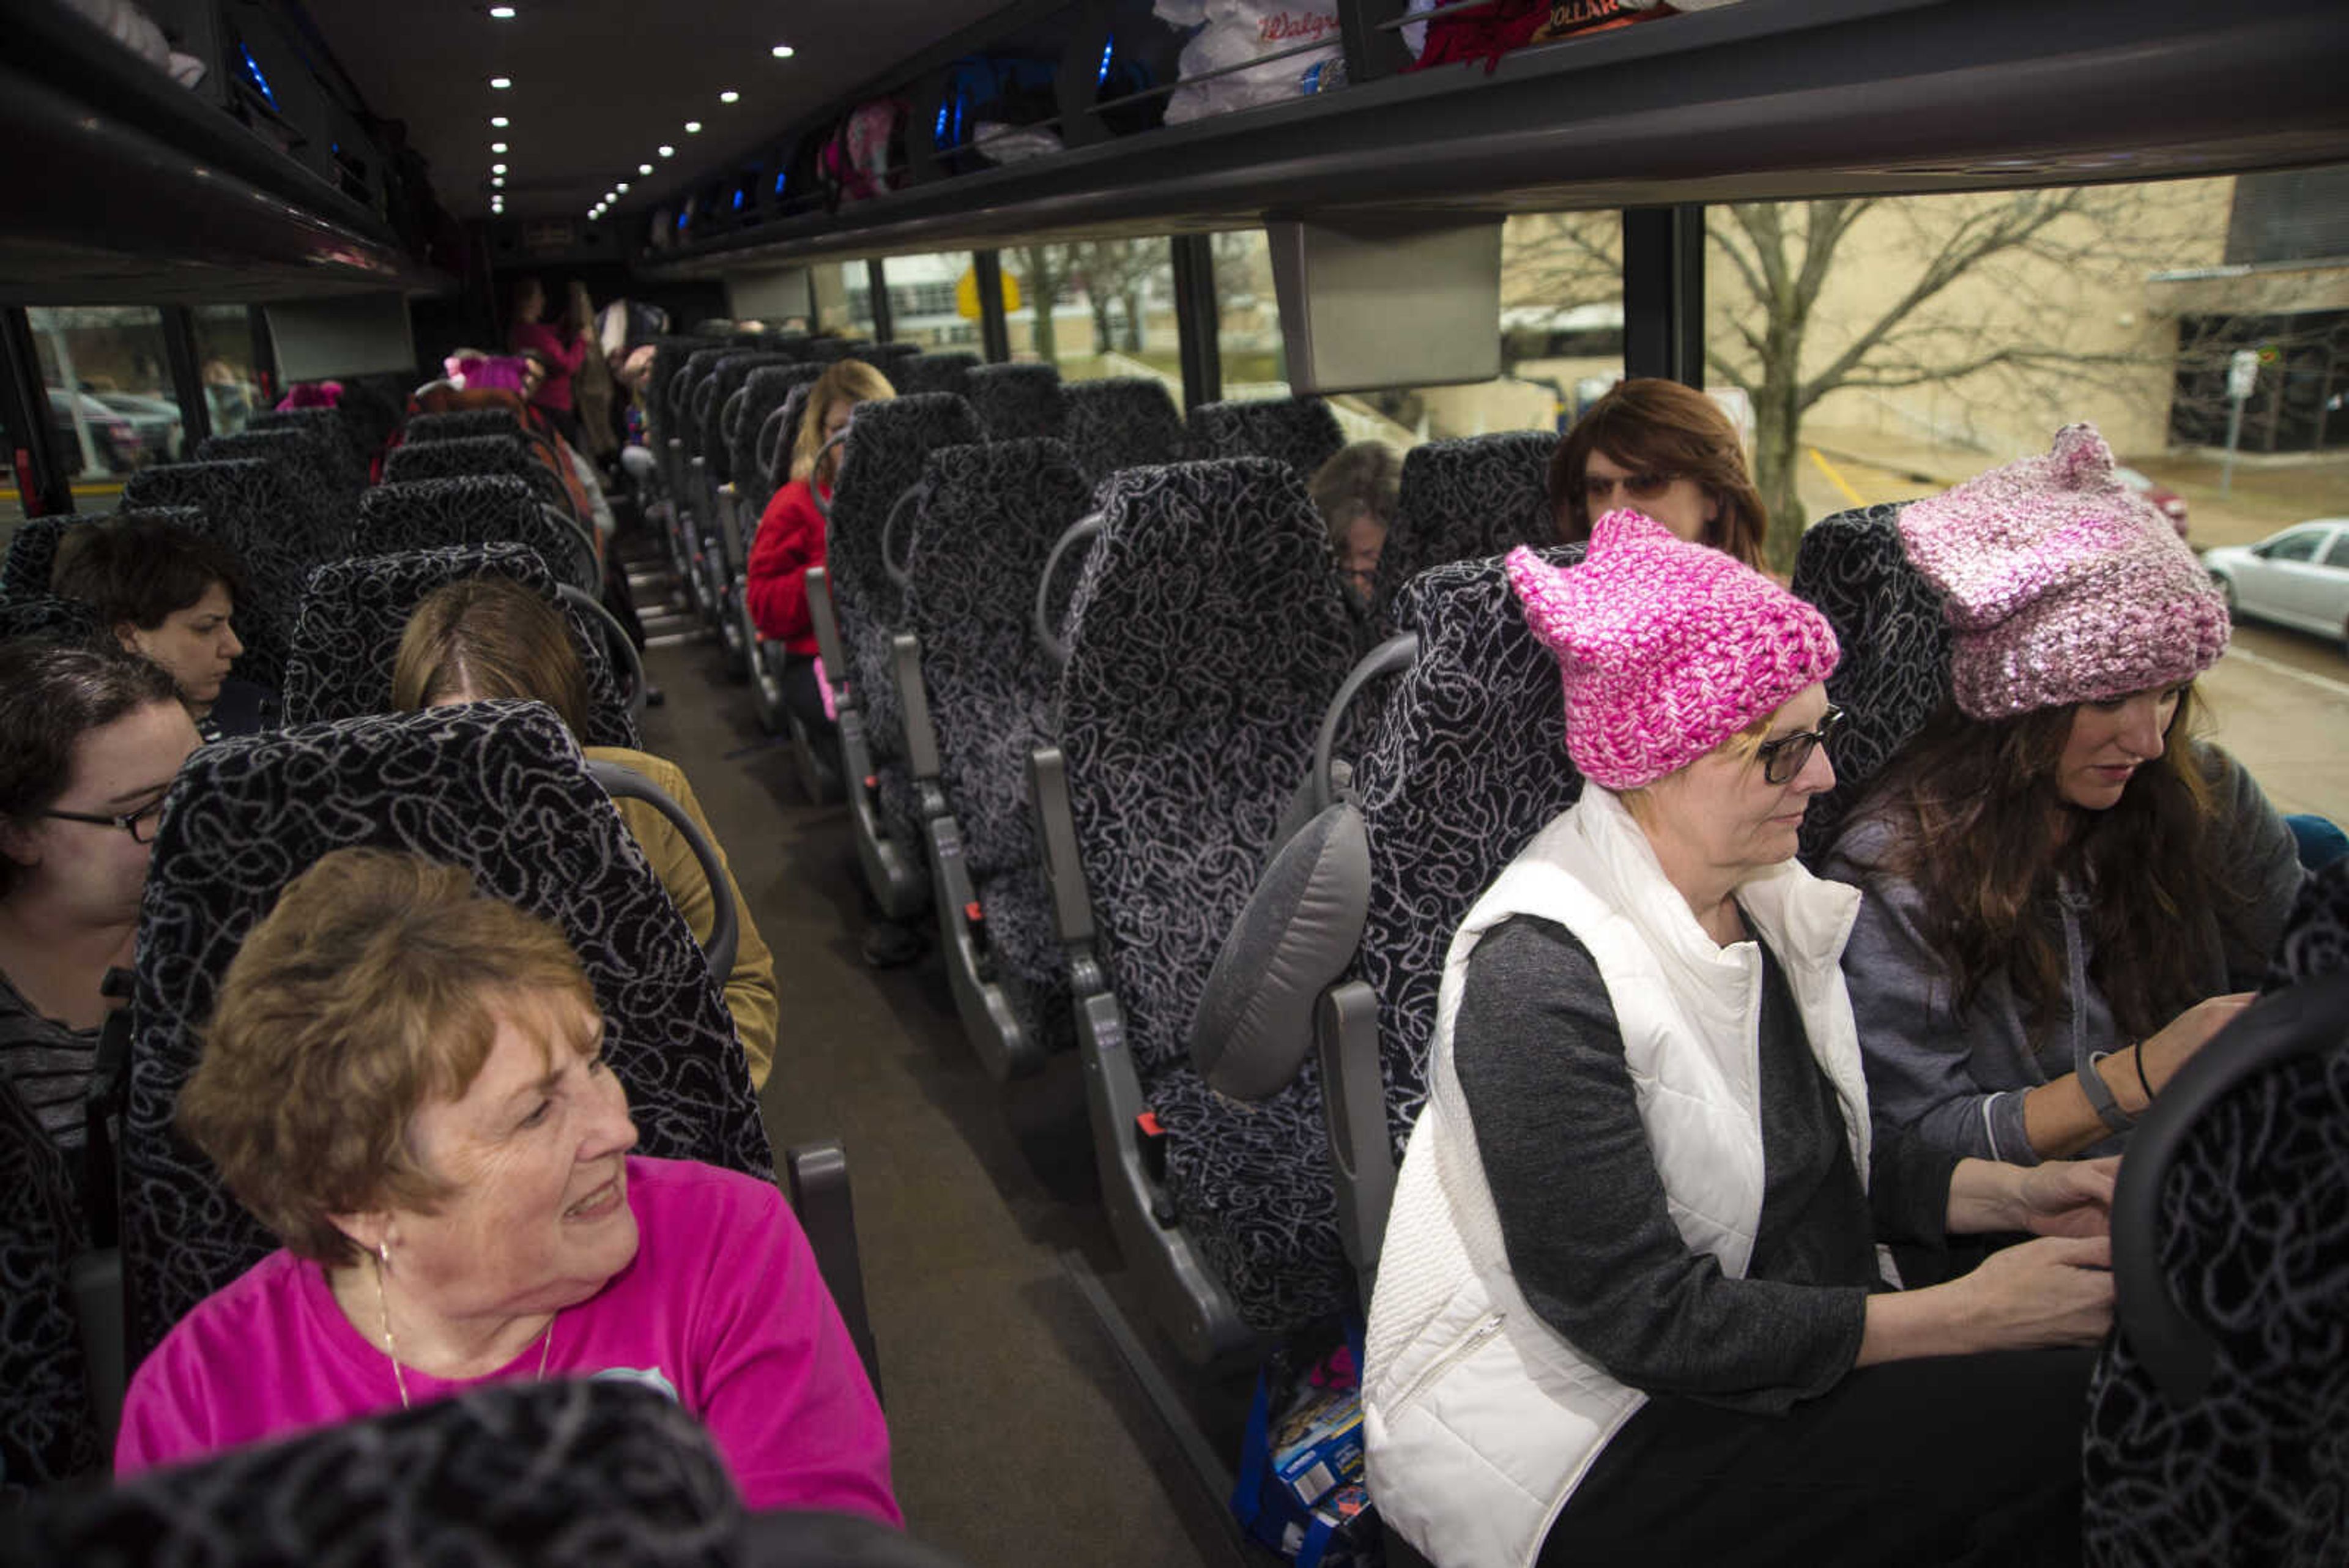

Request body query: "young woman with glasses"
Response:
[1824, 426, 2304, 1169]
[1547, 377, 1769, 570]
[0, 642, 199, 1167]
[1363, 513, 2118, 1568]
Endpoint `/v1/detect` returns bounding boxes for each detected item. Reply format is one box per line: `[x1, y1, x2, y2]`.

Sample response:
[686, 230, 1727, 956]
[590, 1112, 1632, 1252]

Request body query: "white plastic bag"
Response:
[1154, 1, 1342, 125]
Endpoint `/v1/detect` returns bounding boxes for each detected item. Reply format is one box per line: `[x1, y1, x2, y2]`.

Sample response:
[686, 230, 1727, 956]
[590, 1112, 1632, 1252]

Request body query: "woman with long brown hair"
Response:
[1825, 426, 2303, 1165]
[1548, 377, 1769, 569]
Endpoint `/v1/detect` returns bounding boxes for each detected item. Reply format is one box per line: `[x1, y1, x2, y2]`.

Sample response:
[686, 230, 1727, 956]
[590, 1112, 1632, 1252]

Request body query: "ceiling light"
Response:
[491, 141, 507, 153]
[489, 76, 511, 89]
[658, 144, 675, 158]
[492, 176, 504, 187]
[616, 181, 630, 192]
[685, 121, 702, 133]
[490, 115, 508, 127]
[492, 163, 507, 174]
[720, 90, 740, 103]
[489, 4, 516, 17]
[638, 163, 652, 176]
[771, 43, 794, 59]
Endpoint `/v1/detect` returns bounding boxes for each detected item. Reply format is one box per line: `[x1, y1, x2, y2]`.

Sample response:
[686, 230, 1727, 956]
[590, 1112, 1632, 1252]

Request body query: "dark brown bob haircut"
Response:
[1546, 377, 1769, 568]
[51, 515, 248, 632]
[0, 641, 184, 899]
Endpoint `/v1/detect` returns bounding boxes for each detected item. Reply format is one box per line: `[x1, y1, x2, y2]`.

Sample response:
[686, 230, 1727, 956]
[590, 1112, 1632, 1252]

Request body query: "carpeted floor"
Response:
[635, 629, 1260, 1568]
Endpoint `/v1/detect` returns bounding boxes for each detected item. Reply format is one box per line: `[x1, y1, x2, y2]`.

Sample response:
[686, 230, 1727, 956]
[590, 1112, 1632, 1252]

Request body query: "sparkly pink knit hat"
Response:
[1897, 424, 2230, 720]
[1506, 512, 1841, 790]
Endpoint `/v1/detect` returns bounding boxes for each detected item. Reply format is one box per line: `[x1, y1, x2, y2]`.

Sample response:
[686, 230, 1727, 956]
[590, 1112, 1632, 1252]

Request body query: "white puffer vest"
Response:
[1361, 787, 1870, 1568]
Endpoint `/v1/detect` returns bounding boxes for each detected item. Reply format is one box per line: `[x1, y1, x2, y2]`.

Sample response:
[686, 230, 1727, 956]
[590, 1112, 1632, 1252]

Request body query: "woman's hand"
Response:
[2138, 992, 2255, 1098]
[1951, 1235, 2115, 1351]
[2014, 1156, 2117, 1239]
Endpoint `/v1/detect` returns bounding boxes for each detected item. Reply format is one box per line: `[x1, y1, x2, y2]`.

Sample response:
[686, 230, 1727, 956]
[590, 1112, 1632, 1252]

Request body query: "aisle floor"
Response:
[634, 635, 1253, 1568]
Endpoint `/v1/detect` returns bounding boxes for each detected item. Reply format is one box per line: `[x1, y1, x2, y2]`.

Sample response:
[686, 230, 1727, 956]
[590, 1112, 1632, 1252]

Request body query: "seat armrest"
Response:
[892, 632, 942, 782]
[1027, 746, 1096, 947]
[783, 1141, 881, 1403]
[806, 567, 853, 708]
[1316, 979, 1395, 1303]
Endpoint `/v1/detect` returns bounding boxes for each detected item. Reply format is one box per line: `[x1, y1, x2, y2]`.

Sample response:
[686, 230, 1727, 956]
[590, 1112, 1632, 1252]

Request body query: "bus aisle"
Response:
[630, 621, 1249, 1568]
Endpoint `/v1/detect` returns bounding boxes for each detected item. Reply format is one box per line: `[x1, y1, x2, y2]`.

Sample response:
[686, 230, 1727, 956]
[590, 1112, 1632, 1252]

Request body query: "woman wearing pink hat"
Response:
[1362, 512, 2117, 1568]
[1826, 425, 2303, 1170]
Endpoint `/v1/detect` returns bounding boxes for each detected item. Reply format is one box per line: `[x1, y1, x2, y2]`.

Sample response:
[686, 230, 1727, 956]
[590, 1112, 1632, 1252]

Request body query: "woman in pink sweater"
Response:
[115, 847, 897, 1524]
[509, 276, 588, 448]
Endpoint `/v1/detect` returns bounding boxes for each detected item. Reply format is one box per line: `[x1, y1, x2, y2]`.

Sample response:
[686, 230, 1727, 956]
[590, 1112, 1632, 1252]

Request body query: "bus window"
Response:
[1001, 240, 1178, 392]
[869, 252, 981, 351]
[23, 306, 184, 499]
[1212, 229, 1280, 393]
[817, 261, 879, 338]
[191, 305, 263, 437]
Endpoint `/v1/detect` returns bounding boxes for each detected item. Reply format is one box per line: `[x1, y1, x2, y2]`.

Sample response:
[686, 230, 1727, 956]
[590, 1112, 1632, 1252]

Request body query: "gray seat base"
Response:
[926, 814, 1047, 1082]
[841, 710, 930, 921]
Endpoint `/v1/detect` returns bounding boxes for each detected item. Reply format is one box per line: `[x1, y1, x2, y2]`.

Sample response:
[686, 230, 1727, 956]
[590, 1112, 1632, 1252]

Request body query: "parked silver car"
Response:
[2202, 519, 2349, 660]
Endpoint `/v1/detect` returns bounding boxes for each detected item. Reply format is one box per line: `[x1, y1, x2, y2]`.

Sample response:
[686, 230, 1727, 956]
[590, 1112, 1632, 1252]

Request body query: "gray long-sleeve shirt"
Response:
[1825, 743, 2303, 1164]
[1453, 915, 1958, 1415]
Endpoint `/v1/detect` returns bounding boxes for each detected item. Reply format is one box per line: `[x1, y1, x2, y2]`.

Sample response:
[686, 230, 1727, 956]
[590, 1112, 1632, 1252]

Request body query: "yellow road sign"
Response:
[955, 267, 1020, 321]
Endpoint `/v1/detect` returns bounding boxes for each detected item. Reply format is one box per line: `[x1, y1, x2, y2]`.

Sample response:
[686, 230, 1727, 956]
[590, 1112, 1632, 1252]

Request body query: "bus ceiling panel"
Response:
[639, 0, 2349, 276]
[0, 65, 451, 306]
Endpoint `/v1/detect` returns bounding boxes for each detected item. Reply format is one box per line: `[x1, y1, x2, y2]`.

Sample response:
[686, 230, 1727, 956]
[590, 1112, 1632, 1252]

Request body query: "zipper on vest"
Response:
[1392, 1312, 1504, 1413]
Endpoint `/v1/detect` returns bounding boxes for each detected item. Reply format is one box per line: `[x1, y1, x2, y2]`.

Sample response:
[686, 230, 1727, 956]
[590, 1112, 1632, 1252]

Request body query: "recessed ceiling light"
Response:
[771, 43, 794, 59]
[489, 4, 516, 17]
[719, 90, 740, 103]
[492, 163, 507, 174]
[491, 115, 509, 127]
[685, 121, 702, 133]
[492, 176, 504, 187]
[491, 141, 507, 153]
[658, 144, 675, 158]
[489, 76, 511, 89]
[637, 163, 652, 176]
[616, 181, 630, 192]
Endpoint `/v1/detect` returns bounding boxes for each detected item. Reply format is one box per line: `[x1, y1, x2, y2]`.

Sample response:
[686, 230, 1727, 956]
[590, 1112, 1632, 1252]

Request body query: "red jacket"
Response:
[746, 478, 826, 656]
[511, 321, 588, 412]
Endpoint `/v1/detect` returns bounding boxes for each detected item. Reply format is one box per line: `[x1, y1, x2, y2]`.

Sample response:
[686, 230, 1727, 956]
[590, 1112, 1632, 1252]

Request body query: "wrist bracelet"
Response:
[2132, 1040, 2156, 1108]
[2079, 1048, 2137, 1134]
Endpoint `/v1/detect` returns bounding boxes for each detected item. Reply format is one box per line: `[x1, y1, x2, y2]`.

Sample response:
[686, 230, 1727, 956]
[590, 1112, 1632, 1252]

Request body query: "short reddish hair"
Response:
[1548, 378, 1768, 568]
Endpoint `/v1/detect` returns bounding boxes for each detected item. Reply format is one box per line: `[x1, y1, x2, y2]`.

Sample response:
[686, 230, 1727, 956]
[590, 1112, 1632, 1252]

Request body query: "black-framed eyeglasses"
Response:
[42, 796, 168, 844]
[1755, 707, 1844, 786]
[1583, 470, 1683, 505]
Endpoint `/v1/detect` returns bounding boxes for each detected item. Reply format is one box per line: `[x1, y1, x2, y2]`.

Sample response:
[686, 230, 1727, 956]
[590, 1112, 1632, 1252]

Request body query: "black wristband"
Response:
[2132, 1041, 2156, 1107]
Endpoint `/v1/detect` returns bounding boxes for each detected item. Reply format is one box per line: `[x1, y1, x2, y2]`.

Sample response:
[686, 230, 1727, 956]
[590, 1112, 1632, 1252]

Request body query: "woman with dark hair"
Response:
[1310, 440, 1405, 611]
[51, 515, 272, 738]
[1548, 378, 1769, 569]
[0, 642, 199, 1162]
[1825, 426, 2303, 1165]
[508, 275, 588, 448]
[390, 578, 777, 1091]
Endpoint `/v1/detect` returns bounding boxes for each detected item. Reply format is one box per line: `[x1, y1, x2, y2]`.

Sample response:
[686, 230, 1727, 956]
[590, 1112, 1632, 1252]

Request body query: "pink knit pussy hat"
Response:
[1505, 512, 1840, 791]
[1897, 423, 2230, 720]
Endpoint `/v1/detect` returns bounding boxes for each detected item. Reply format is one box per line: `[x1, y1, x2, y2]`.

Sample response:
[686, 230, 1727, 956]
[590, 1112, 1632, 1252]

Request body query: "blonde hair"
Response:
[390, 577, 592, 739]
[790, 360, 896, 486]
[180, 847, 597, 1265]
[1616, 707, 1778, 822]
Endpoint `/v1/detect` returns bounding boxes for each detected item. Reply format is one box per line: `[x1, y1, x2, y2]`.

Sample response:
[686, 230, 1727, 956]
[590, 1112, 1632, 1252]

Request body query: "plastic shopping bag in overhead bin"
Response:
[1416, 0, 1679, 74]
[1154, 1, 1342, 124]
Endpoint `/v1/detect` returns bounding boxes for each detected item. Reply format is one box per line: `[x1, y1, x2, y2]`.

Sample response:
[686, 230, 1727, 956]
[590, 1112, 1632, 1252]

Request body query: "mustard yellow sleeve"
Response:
[600, 750, 780, 1091]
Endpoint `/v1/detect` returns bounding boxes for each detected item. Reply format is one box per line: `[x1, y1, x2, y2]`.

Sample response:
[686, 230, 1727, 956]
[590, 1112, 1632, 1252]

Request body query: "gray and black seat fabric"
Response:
[1061, 378, 1187, 487]
[806, 338, 875, 365]
[382, 433, 576, 522]
[1351, 546, 1588, 1152]
[118, 459, 316, 692]
[857, 343, 922, 380]
[826, 395, 986, 861]
[904, 438, 1094, 1068]
[2082, 875, 2349, 1568]
[281, 543, 638, 749]
[404, 407, 523, 445]
[963, 364, 1066, 442]
[1368, 431, 1559, 633]
[195, 429, 349, 551]
[0, 516, 72, 597]
[355, 474, 598, 595]
[7, 1381, 740, 1565]
[1786, 502, 1951, 863]
[0, 1074, 99, 1503]
[0, 593, 105, 647]
[120, 702, 770, 1359]
[734, 365, 824, 519]
[1059, 457, 1359, 1333]
[1185, 395, 1345, 482]
[894, 352, 979, 399]
[702, 354, 798, 489]
[250, 406, 368, 494]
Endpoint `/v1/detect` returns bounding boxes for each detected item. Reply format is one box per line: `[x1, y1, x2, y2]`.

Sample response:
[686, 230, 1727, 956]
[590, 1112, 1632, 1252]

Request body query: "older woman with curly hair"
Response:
[114, 847, 896, 1523]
